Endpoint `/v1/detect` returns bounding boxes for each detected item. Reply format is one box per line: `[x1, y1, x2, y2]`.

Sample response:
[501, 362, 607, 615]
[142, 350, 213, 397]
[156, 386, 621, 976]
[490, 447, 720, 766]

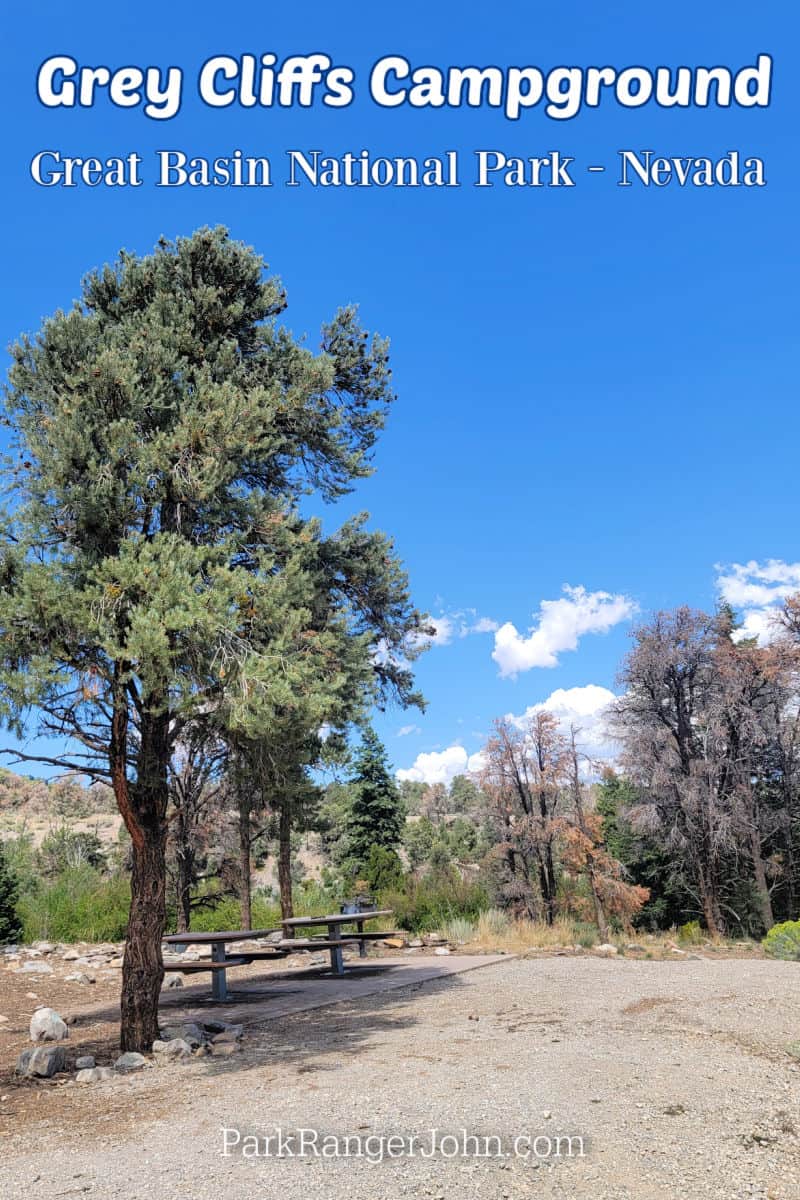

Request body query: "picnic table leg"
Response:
[356, 917, 367, 958]
[329, 945, 345, 976]
[211, 943, 228, 1001]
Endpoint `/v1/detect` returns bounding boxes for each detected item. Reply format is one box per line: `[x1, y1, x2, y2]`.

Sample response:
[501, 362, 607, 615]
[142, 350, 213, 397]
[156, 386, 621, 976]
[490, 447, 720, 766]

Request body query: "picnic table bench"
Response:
[280, 910, 396, 976]
[163, 928, 290, 1001]
[162, 909, 396, 1000]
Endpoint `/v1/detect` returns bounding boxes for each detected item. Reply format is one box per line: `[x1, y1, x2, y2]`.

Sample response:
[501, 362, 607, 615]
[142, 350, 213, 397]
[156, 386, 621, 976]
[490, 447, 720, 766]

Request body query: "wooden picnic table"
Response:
[280, 910, 395, 976]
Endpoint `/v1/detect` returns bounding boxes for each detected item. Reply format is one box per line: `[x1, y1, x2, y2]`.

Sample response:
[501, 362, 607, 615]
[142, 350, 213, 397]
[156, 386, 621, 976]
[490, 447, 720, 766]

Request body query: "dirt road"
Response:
[3, 955, 799, 1199]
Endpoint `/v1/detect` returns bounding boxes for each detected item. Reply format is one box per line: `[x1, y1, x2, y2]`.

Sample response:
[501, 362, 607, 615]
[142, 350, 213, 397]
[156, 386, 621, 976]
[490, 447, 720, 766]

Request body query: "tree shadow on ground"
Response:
[4, 962, 472, 1095]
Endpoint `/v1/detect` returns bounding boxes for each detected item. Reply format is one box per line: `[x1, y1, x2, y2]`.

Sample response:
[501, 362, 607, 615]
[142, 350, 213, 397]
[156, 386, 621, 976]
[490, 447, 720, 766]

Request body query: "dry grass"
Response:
[448, 915, 760, 958]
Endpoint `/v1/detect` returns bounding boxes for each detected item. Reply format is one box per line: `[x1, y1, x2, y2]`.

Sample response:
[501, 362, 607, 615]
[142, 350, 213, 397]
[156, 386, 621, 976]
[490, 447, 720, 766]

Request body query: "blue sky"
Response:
[1, 2, 798, 782]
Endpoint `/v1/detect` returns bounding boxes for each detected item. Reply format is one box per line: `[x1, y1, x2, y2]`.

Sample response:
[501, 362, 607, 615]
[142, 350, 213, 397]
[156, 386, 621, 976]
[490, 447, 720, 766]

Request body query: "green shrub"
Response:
[38, 826, 107, 876]
[0, 841, 22, 944]
[18, 866, 130, 942]
[678, 920, 703, 945]
[383, 870, 489, 934]
[364, 845, 404, 892]
[574, 921, 599, 948]
[440, 917, 476, 945]
[763, 920, 800, 961]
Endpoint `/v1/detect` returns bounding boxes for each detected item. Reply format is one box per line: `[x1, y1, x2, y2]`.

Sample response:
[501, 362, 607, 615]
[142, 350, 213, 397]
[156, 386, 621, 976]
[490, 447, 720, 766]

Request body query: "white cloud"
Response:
[396, 745, 485, 786]
[412, 607, 499, 649]
[397, 724, 422, 738]
[508, 683, 619, 760]
[397, 684, 619, 784]
[492, 585, 636, 677]
[428, 615, 456, 646]
[715, 559, 799, 645]
[467, 615, 500, 635]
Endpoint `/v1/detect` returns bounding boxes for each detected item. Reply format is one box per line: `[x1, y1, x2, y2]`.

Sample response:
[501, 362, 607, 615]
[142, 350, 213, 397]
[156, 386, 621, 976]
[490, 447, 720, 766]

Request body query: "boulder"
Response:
[76, 1067, 114, 1083]
[114, 1051, 148, 1072]
[75, 1055, 96, 1070]
[201, 1019, 228, 1035]
[30, 1008, 69, 1042]
[62, 949, 80, 961]
[152, 1038, 193, 1061]
[33, 942, 56, 955]
[162, 973, 184, 989]
[211, 1026, 243, 1044]
[65, 973, 95, 985]
[434, 947, 451, 956]
[209, 1041, 239, 1057]
[593, 943, 619, 957]
[16, 1045, 67, 1078]
[160, 1022, 205, 1047]
[20, 961, 53, 974]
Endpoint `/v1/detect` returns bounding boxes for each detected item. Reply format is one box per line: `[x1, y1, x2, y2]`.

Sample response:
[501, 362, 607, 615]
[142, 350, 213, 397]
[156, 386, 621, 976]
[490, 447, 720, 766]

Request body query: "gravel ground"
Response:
[3, 955, 800, 1200]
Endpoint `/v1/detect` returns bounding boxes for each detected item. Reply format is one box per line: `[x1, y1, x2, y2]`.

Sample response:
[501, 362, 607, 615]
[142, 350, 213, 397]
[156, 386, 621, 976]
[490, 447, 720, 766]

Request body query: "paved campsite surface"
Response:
[3, 955, 800, 1200]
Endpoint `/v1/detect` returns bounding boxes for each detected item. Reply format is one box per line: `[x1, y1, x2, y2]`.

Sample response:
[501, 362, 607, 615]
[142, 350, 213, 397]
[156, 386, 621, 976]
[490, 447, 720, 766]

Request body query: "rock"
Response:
[160, 1022, 205, 1047]
[114, 1051, 148, 1072]
[201, 1019, 228, 1035]
[16, 1045, 67, 1078]
[593, 943, 619, 957]
[408, 939, 424, 948]
[76, 1067, 114, 1083]
[30, 1008, 69, 1042]
[65, 973, 95, 985]
[626, 944, 646, 953]
[75, 1055, 96, 1070]
[20, 961, 53, 974]
[62, 949, 80, 961]
[152, 1038, 193, 1061]
[211, 1026, 243, 1044]
[33, 942, 56, 955]
[434, 947, 451, 956]
[161, 973, 184, 989]
[209, 1041, 239, 1057]
[383, 937, 405, 949]
[0, 1015, 9, 1023]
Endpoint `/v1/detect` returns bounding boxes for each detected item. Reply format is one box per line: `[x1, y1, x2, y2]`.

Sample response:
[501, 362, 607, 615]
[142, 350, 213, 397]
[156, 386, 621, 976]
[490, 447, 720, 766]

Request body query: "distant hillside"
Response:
[0, 767, 119, 847]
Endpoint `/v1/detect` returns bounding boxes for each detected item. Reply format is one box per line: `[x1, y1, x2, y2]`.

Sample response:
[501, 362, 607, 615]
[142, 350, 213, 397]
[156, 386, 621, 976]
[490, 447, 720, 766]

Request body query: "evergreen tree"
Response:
[346, 727, 405, 874]
[0, 842, 22, 944]
[0, 229, 426, 1049]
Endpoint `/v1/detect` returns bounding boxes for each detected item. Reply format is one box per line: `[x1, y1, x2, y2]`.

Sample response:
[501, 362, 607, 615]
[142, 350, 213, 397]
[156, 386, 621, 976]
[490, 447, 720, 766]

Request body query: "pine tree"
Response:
[346, 727, 405, 874]
[0, 228, 426, 1049]
[0, 842, 22, 944]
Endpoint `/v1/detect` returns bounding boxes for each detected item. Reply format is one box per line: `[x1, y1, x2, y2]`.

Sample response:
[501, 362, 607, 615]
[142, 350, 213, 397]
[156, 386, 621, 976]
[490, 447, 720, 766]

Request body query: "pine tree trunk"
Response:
[697, 866, 723, 938]
[278, 799, 294, 930]
[541, 844, 557, 925]
[239, 802, 252, 931]
[749, 824, 774, 932]
[174, 809, 192, 935]
[587, 862, 609, 942]
[114, 700, 169, 1053]
[121, 824, 166, 1052]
